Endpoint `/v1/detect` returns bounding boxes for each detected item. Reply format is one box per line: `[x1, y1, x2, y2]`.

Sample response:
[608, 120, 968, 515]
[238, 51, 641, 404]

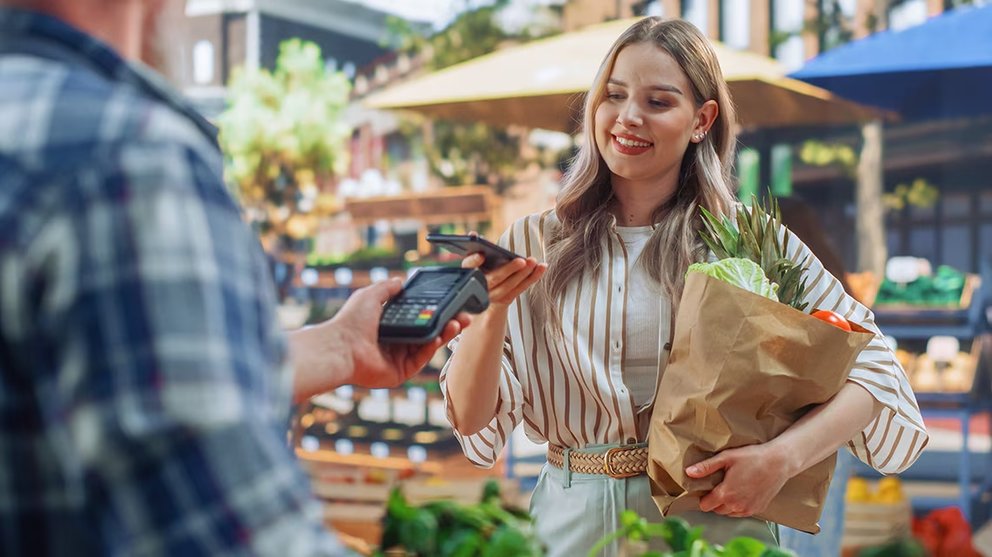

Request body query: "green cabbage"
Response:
[687, 258, 779, 301]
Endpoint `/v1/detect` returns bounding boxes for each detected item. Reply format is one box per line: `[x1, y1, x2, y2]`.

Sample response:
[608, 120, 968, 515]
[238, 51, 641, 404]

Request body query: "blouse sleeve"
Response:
[439, 334, 524, 468]
[782, 226, 929, 474]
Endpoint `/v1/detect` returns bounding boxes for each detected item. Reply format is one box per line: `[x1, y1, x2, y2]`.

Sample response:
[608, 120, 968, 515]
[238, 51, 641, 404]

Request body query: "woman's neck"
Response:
[610, 177, 678, 227]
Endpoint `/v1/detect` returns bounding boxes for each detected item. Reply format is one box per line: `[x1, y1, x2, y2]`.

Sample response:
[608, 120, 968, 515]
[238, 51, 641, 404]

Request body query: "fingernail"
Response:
[687, 465, 700, 474]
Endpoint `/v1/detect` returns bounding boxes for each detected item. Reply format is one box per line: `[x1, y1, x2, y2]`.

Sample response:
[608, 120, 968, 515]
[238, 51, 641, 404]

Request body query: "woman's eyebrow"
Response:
[608, 78, 684, 95]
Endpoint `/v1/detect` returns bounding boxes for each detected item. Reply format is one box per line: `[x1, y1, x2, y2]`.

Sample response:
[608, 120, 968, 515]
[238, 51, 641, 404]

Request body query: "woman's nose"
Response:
[616, 102, 643, 127]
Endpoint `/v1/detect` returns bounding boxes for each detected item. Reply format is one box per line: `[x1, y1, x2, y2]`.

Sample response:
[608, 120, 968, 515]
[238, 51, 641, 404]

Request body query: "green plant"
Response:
[376, 480, 543, 557]
[798, 140, 858, 177]
[386, 2, 561, 194]
[218, 39, 352, 242]
[588, 510, 795, 557]
[882, 178, 939, 211]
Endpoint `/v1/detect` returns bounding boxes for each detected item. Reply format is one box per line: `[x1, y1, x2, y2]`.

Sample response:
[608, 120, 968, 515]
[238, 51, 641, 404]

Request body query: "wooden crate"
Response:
[842, 499, 912, 550]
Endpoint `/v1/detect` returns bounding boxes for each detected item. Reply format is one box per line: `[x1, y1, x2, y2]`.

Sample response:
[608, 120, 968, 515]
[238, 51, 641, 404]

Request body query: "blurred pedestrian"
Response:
[0, 0, 468, 554]
[441, 17, 925, 556]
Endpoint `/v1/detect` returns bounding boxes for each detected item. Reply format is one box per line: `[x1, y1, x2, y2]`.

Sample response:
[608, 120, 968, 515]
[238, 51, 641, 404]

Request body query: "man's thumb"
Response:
[366, 277, 403, 303]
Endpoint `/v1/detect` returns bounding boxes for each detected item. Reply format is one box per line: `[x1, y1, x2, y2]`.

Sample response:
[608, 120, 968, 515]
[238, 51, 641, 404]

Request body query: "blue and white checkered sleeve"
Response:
[36, 133, 352, 555]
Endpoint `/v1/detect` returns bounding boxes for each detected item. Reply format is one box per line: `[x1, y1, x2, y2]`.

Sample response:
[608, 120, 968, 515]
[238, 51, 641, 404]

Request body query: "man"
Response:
[0, 0, 470, 554]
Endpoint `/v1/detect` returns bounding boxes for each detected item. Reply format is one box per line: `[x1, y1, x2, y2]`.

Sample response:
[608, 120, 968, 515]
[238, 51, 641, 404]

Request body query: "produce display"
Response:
[589, 510, 795, 557]
[375, 486, 798, 557]
[375, 480, 542, 557]
[895, 348, 977, 393]
[875, 265, 969, 307]
[842, 477, 913, 554]
[846, 477, 907, 504]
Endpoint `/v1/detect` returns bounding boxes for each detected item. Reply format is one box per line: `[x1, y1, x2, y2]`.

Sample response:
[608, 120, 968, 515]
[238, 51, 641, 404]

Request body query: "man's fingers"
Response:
[438, 319, 463, 345]
[453, 312, 472, 330]
[359, 277, 403, 305]
[414, 339, 442, 368]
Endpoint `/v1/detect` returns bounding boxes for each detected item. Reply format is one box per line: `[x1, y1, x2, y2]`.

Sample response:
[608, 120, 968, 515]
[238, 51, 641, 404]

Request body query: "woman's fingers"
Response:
[461, 253, 485, 269]
[489, 260, 546, 303]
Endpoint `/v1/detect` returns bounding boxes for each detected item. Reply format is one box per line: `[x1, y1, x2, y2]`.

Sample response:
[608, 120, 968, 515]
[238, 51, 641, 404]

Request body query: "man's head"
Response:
[2, 0, 188, 81]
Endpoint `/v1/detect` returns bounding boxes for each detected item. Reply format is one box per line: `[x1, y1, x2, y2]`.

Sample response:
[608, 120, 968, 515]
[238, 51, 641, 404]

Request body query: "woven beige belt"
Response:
[547, 444, 648, 479]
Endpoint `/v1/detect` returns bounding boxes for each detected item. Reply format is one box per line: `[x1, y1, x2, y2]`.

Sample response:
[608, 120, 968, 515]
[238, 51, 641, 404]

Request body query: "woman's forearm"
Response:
[768, 381, 881, 477]
[444, 305, 510, 435]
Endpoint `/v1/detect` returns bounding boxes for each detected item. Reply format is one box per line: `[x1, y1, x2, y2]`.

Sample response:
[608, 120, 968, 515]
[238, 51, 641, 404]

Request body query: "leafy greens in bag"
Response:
[687, 258, 779, 302]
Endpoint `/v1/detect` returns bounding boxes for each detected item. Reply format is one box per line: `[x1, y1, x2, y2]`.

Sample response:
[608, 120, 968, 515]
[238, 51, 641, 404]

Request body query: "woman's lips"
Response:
[612, 134, 653, 155]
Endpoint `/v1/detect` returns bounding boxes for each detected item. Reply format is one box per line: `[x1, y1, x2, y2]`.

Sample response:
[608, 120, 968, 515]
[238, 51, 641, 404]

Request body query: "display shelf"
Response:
[871, 263, 991, 526]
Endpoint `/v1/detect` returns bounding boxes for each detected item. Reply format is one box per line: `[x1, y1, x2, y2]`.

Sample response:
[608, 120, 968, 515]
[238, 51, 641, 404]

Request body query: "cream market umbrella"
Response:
[365, 18, 883, 131]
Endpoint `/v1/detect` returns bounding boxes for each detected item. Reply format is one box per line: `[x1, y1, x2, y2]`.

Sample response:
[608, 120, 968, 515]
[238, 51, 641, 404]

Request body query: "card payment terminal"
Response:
[379, 267, 489, 343]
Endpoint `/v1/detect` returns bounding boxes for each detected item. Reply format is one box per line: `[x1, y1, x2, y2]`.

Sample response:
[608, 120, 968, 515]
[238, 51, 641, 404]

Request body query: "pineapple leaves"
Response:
[697, 194, 810, 310]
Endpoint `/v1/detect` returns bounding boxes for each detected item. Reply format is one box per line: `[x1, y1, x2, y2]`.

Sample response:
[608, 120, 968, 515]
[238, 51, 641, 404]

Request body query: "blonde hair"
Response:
[536, 17, 738, 329]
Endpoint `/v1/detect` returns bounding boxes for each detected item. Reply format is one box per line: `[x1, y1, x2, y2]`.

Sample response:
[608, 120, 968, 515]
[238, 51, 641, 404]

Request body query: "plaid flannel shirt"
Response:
[0, 8, 349, 556]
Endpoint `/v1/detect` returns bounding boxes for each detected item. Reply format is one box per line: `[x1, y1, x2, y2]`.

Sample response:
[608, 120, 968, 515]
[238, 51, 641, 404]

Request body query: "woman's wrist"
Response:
[764, 436, 806, 479]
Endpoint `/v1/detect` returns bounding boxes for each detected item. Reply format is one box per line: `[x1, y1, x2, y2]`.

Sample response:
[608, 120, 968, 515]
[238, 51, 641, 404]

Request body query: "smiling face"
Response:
[593, 41, 711, 196]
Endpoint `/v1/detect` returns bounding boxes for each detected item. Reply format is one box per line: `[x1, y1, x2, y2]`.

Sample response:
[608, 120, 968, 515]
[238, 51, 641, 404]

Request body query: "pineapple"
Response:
[698, 195, 811, 311]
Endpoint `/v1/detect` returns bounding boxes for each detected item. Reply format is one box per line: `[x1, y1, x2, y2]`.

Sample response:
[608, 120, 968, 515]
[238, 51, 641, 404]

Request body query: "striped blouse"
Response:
[439, 210, 928, 475]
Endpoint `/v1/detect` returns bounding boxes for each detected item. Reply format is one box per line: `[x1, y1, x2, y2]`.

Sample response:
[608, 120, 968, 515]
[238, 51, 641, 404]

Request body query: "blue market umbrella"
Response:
[790, 4, 992, 120]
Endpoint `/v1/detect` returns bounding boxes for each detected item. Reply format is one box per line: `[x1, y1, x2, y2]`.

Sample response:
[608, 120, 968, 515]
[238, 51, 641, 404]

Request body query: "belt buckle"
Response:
[603, 446, 640, 479]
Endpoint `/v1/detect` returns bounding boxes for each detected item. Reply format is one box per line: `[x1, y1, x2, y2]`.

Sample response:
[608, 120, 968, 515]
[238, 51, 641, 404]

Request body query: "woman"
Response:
[441, 17, 926, 556]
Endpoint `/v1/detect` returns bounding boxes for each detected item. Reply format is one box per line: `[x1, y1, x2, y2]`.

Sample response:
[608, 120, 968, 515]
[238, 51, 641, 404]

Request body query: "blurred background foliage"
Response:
[218, 39, 352, 243]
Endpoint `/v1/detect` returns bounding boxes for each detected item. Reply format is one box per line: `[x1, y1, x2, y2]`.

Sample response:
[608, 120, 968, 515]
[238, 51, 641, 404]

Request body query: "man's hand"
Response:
[686, 443, 795, 518]
[334, 278, 471, 388]
[289, 278, 470, 402]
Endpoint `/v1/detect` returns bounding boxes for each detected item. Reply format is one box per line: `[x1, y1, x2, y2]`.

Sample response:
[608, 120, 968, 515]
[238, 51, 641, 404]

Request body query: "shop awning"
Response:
[791, 4, 992, 120]
[365, 18, 883, 132]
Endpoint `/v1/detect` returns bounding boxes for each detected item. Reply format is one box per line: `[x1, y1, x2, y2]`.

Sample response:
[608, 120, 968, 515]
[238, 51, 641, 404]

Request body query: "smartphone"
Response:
[426, 233, 523, 271]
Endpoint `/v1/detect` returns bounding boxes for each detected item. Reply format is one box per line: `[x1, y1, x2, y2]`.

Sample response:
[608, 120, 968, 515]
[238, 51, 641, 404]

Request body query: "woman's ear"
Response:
[693, 100, 719, 137]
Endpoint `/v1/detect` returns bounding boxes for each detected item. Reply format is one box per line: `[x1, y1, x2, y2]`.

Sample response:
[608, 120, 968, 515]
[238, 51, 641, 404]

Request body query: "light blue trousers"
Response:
[778, 450, 852, 557]
[530, 444, 779, 557]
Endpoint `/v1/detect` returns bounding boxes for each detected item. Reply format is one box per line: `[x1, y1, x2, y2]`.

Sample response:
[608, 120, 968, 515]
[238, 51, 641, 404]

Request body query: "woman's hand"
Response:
[686, 443, 796, 518]
[462, 252, 547, 308]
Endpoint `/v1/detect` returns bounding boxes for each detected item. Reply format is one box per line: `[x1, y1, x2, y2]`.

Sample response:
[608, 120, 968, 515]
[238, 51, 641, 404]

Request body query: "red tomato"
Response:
[811, 309, 852, 331]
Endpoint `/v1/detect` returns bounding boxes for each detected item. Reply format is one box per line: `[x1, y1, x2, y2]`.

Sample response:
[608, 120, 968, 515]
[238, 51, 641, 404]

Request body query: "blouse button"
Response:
[626, 437, 637, 444]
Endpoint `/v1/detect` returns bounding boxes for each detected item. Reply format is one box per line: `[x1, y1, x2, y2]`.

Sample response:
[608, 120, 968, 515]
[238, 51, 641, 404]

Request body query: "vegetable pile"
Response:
[375, 480, 543, 557]
[875, 265, 968, 307]
[588, 510, 796, 557]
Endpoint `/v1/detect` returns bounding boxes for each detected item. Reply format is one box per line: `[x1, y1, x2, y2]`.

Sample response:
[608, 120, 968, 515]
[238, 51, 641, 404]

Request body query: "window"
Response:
[771, 0, 805, 70]
[682, 0, 709, 35]
[819, 0, 857, 51]
[192, 40, 215, 85]
[887, 188, 988, 273]
[888, 0, 928, 31]
[632, 0, 663, 17]
[721, 0, 751, 49]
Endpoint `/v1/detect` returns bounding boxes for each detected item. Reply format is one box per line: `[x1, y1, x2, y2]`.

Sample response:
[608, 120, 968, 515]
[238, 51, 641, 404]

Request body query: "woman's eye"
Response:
[606, 92, 624, 100]
[649, 99, 672, 108]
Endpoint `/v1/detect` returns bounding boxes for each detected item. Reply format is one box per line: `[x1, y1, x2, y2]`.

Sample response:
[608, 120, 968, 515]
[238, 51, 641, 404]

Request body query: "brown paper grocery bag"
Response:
[647, 272, 874, 534]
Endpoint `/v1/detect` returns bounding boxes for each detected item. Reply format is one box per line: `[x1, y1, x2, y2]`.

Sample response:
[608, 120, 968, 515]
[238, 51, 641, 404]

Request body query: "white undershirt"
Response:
[615, 226, 662, 408]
